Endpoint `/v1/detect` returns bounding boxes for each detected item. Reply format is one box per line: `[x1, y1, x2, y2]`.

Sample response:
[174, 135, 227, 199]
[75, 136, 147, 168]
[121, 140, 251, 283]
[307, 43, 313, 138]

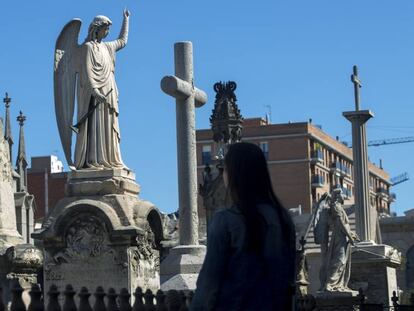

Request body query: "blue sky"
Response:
[0, 1, 413, 215]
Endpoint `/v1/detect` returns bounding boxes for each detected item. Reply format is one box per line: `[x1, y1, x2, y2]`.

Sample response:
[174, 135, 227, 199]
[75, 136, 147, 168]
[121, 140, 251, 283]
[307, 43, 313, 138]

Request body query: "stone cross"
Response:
[351, 65, 362, 111]
[3, 92, 11, 108]
[161, 42, 207, 246]
[17, 110, 26, 126]
[343, 65, 375, 243]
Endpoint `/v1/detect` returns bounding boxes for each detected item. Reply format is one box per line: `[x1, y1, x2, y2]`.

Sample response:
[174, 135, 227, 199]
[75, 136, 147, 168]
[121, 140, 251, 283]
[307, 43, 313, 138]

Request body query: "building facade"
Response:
[27, 155, 67, 222]
[196, 118, 393, 221]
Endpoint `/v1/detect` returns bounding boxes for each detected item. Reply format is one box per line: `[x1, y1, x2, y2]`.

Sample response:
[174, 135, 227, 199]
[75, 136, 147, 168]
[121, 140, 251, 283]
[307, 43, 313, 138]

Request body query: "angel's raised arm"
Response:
[108, 9, 130, 52]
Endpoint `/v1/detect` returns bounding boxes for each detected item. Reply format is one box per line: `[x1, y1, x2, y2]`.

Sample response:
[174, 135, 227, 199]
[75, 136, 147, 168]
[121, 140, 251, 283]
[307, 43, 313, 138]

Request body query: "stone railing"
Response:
[296, 290, 414, 311]
[1, 284, 414, 311]
[1, 284, 193, 311]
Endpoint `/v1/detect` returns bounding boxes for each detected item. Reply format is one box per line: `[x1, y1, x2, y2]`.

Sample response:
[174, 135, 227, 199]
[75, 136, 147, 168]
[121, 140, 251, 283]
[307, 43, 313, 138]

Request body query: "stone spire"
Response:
[210, 81, 243, 156]
[16, 111, 27, 192]
[3, 92, 13, 162]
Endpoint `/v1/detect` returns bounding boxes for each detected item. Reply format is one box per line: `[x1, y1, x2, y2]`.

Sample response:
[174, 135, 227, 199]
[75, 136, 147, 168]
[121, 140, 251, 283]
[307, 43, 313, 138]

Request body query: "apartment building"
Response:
[196, 118, 393, 217]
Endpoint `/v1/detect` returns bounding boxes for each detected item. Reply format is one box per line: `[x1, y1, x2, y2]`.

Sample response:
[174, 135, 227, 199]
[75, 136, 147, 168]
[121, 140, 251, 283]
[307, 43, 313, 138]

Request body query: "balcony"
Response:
[310, 150, 324, 164]
[389, 192, 396, 202]
[341, 165, 351, 177]
[377, 187, 389, 199]
[330, 161, 351, 177]
[311, 175, 325, 188]
[330, 161, 342, 175]
[342, 187, 352, 199]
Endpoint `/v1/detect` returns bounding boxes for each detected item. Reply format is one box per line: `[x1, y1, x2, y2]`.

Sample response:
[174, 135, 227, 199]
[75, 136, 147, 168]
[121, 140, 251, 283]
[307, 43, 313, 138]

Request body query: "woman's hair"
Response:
[86, 15, 112, 42]
[224, 142, 295, 252]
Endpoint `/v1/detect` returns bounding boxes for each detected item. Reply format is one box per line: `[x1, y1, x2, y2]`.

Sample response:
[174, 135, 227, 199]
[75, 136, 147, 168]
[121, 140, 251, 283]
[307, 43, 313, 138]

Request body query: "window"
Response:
[259, 142, 269, 160]
[202, 145, 212, 165]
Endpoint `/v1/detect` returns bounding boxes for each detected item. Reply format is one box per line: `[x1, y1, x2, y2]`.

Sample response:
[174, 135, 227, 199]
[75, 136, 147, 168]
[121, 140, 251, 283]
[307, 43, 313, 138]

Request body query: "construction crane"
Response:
[390, 172, 409, 186]
[368, 136, 414, 147]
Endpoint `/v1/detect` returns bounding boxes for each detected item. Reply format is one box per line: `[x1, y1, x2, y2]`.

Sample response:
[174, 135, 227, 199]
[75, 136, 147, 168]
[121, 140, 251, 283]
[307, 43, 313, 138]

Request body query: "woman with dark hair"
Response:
[190, 142, 296, 311]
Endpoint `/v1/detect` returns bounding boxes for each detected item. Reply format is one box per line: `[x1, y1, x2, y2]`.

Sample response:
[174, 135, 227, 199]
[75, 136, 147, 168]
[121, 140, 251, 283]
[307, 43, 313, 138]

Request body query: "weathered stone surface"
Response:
[161, 41, 207, 246]
[66, 169, 140, 196]
[315, 291, 360, 311]
[350, 243, 400, 305]
[160, 245, 206, 291]
[33, 169, 163, 302]
[0, 120, 22, 244]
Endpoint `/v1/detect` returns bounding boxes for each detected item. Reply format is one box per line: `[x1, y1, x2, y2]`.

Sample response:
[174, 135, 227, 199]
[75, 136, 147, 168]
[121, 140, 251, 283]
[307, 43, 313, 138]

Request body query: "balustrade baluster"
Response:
[78, 288, 92, 311]
[143, 290, 155, 311]
[166, 291, 180, 311]
[178, 292, 187, 311]
[106, 288, 118, 311]
[28, 284, 44, 311]
[10, 283, 26, 311]
[63, 285, 77, 311]
[154, 291, 166, 311]
[47, 285, 61, 311]
[118, 289, 131, 311]
[132, 288, 144, 311]
[93, 287, 106, 311]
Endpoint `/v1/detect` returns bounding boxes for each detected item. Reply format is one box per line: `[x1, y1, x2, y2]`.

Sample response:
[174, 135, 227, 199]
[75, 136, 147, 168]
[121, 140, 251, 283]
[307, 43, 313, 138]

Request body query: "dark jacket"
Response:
[190, 204, 296, 311]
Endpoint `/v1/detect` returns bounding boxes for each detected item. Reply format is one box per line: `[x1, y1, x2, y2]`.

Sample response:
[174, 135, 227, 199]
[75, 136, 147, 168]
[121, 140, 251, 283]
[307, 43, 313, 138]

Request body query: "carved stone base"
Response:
[33, 170, 163, 303]
[350, 243, 401, 305]
[66, 168, 140, 196]
[315, 291, 360, 311]
[160, 245, 206, 291]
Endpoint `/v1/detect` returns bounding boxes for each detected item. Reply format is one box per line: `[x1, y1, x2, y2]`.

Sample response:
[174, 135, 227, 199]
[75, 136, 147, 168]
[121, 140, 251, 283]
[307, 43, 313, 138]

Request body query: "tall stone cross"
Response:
[343, 65, 375, 243]
[3, 92, 13, 161]
[161, 42, 207, 246]
[351, 65, 362, 111]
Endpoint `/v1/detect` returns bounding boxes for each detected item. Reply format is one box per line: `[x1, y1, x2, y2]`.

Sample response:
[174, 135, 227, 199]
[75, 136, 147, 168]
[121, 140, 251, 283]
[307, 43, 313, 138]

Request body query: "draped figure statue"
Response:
[314, 187, 359, 292]
[54, 10, 130, 170]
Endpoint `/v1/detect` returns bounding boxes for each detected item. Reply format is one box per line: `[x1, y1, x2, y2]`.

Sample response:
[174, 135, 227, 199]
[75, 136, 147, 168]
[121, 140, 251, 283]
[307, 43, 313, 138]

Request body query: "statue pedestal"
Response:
[160, 245, 206, 291]
[350, 242, 401, 305]
[315, 291, 360, 311]
[32, 169, 163, 301]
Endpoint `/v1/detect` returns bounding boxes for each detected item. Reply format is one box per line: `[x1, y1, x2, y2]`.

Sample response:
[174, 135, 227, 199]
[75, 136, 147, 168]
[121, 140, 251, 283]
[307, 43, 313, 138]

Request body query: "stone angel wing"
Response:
[313, 193, 330, 245]
[54, 19, 81, 167]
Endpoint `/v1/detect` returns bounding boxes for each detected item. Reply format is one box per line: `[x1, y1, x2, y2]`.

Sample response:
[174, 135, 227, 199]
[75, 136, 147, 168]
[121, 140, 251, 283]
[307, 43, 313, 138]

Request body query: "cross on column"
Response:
[3, 92, 11, 108]
[161, 42, 207, 246]
[351, 65, 362, 111]
[17, 111, 26, 126]
[343, 65, 375, 242]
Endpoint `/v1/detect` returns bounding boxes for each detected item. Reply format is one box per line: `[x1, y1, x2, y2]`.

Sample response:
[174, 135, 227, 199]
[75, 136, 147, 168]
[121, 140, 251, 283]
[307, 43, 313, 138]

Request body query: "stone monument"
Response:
[160, 41, 208, 290]
[0, 113, 42, 306]
[33, 10, 163, 299]
[343, 66, 400, 305]
[199, 81, 242, 233]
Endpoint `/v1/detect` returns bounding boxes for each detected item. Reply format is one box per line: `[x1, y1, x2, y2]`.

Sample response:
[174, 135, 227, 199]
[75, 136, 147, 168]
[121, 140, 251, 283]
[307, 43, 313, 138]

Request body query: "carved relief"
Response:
[53, 213, 110, 263]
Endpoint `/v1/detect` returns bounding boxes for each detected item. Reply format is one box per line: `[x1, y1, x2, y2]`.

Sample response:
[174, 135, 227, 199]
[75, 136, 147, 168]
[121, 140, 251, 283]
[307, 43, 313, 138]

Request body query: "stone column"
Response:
[342, 66, 400, 305]
[174, 42, 200, 245]
[343, 110, 374, 242]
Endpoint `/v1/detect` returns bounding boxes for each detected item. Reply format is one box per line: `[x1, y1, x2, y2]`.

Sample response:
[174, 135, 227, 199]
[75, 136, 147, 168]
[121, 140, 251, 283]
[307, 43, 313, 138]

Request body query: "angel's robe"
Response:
[74, 18, 128, 169]
[323, 202, 353, 292]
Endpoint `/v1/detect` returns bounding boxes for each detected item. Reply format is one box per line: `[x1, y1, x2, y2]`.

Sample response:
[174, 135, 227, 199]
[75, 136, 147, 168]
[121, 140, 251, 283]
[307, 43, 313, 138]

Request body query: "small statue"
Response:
[314, 187, 359, 292]
[54, 9, 130, 170]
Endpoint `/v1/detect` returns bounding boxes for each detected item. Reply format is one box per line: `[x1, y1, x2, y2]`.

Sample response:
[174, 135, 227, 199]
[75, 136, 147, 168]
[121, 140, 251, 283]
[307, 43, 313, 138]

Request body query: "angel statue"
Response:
[54, 9, 130, 170]
[313, 187, 359, 293]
